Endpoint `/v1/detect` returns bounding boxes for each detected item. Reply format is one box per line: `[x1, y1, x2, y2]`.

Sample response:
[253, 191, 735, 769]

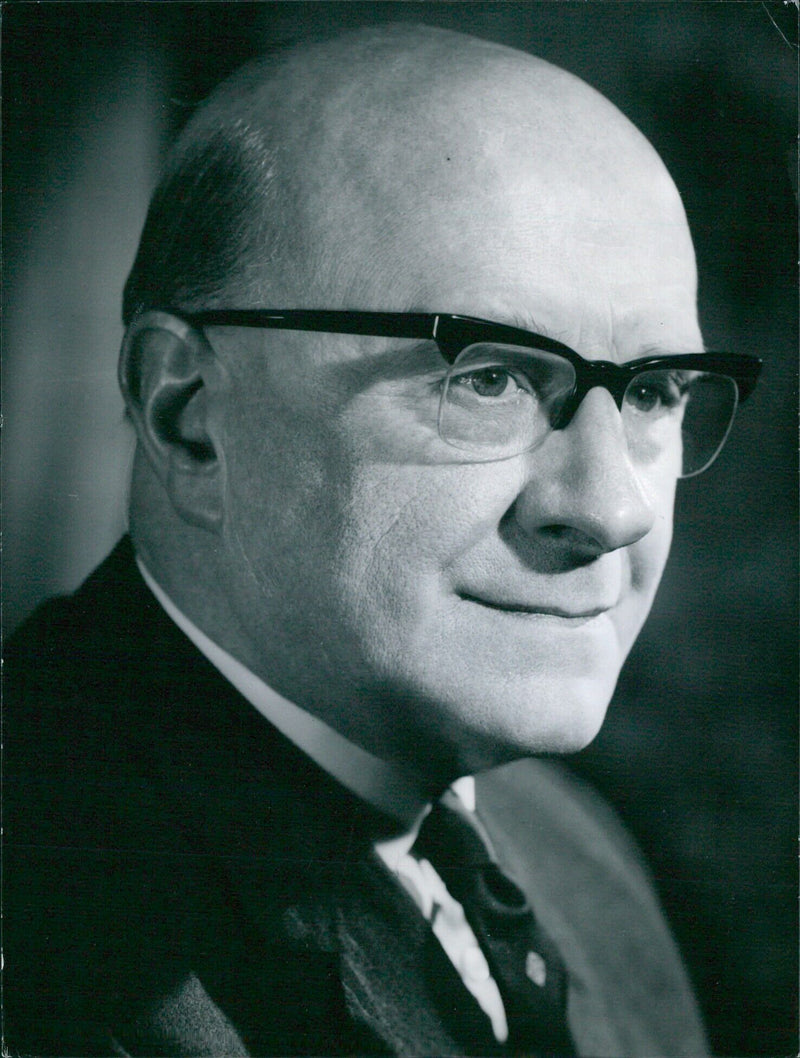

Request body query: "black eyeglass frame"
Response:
[170, 308, 762, 413]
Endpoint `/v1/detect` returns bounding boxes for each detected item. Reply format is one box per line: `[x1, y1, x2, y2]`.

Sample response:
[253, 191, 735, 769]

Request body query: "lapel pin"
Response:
[525, 950, 547, 987]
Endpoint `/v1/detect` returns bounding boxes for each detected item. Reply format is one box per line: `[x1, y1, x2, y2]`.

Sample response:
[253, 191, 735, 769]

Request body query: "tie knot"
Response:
[413, 792, 493, 866]
[413, 794, 529, 915]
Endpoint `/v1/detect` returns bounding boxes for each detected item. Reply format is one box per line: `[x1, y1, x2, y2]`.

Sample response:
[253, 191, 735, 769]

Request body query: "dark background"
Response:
[3, 3, 797, 1055]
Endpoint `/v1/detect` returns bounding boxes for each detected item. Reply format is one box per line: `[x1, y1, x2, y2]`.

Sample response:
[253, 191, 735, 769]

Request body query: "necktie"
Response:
[413, 791, 576, 1056]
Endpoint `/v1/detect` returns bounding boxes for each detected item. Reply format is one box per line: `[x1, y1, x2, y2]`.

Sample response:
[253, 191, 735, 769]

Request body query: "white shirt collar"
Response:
[136, 558, 474, 829]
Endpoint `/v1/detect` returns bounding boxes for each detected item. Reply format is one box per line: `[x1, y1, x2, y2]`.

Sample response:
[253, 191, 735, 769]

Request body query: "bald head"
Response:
[124, 23, 695, 325]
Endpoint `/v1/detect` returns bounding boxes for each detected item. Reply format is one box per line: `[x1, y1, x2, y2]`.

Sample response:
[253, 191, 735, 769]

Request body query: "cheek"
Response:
[218, 390, 350, 630]
[329, 461, 519, 642]
[220, 373, 516, 622]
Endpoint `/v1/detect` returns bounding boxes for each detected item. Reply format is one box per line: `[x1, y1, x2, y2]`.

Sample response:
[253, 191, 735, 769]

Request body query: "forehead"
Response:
[291, 198, 701, 365]
[415, 219, 701, 360]
[223, 31, 701, 358]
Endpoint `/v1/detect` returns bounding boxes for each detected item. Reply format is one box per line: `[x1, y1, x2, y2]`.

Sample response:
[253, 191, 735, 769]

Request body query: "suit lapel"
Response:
[335, 851, 503, 1057]
[182, 715, 498, 1056]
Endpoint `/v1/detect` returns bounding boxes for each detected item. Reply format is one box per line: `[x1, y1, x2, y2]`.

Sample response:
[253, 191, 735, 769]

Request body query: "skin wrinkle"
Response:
[126, 24, 701, 782]
[347, 497, 423, 647]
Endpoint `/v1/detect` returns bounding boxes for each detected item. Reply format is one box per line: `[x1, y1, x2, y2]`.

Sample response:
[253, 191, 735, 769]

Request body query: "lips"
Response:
[453, 550, 625, 621]
[457, 592, 613, 621]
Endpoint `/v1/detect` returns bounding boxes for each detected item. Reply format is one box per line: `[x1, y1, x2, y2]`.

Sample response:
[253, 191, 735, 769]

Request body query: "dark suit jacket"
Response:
[4, 538, 708, 1057]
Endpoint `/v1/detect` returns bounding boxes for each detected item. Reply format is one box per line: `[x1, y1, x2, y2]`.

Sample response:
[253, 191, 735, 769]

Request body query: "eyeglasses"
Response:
[170, 308, 762, 477]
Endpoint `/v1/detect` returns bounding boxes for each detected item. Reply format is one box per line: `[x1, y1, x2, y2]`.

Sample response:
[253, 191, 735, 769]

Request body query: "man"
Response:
[5, 23, 760, 1056]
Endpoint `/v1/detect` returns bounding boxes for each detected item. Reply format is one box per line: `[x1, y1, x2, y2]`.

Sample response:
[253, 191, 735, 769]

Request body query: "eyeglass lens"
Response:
[438, 343, 740, 477]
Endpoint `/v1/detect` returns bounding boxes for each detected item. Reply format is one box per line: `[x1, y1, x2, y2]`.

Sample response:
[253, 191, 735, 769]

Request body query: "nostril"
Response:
[540, 524, 570, 539]
[499, 507, 605, 572]
[540, 524, 599, 548]
[538, 524, 605, 564]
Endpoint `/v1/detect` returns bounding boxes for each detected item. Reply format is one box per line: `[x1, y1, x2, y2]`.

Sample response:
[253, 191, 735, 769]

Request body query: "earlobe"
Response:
[119, 312, 224, 531]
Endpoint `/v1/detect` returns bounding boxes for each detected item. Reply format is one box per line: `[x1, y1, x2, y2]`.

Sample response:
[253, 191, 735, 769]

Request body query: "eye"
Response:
[451, 367, 527, 399]
[626, 370, 692, 413]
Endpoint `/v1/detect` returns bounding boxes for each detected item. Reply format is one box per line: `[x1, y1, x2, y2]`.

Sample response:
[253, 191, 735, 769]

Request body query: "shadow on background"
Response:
[3, 3, 797, 1054]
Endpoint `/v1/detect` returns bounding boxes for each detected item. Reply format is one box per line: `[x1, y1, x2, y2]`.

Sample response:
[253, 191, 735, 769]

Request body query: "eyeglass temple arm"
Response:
[177, 308, 441, 342]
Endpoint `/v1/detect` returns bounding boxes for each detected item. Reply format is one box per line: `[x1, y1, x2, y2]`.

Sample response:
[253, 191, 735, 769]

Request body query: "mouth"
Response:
[457, 592, 611, 624]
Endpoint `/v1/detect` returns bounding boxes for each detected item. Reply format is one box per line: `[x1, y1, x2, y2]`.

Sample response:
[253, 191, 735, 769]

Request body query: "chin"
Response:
[534, 703, 608, 756]
[451, 674, 615, 773]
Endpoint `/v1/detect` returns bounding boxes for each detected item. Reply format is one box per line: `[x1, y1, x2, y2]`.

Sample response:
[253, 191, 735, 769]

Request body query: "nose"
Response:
[513, 387, 656, 556]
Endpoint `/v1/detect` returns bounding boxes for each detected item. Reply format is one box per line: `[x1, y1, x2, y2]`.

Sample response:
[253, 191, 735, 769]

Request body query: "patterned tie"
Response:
[413, 791, 576, 1056]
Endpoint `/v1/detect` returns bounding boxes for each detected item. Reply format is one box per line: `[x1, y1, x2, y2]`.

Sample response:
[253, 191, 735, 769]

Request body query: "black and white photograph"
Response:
[3, 3, 797, 1055]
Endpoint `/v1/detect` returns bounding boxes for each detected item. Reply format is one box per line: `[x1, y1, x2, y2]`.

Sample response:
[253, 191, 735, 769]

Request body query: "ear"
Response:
[119, 311, 225, 531]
